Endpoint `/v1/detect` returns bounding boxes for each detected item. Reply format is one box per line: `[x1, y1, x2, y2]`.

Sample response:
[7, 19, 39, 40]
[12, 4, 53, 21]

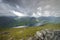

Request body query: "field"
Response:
[0, 24, 60, 40]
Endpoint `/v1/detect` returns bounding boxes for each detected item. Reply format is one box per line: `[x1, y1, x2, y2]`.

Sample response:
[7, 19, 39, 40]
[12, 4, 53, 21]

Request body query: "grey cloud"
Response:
[0, 2, 16, 16]
[0, 0, 60, 17]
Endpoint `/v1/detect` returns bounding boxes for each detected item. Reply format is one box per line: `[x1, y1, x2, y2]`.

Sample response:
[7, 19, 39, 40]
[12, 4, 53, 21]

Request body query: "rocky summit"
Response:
[27, 29, 60, 40]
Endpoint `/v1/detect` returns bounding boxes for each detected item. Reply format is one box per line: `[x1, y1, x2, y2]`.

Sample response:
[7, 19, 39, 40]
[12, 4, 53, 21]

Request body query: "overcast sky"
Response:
[0, 0, 60, 17]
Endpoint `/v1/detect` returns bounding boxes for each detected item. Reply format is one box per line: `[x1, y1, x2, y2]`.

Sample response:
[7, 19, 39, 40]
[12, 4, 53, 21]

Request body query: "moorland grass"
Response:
[0, 24, 60, 40]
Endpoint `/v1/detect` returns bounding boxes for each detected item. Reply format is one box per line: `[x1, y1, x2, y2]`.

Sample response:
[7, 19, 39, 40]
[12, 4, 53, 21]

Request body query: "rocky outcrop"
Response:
[27, 29, 60, 40]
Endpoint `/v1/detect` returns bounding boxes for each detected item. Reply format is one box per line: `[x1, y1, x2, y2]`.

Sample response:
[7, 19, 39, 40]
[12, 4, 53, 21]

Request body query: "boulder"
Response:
[33, 29, 60, 40]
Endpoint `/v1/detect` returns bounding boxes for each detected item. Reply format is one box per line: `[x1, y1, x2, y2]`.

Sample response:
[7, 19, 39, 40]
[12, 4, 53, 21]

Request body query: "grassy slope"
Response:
[0, 24, 60, 40]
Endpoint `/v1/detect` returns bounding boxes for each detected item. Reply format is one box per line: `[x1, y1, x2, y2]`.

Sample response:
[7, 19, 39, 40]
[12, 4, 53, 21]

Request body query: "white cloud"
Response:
[37, 12, 42, 16]
[36, 7, 52, 17]
[32, 13, 37, 17]
[31, 12, 42, 18]
[11, 10, 28, 17]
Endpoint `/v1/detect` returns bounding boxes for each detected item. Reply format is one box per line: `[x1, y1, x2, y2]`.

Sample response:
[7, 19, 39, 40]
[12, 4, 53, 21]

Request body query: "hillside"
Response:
[0, 24, 60, 40]
[0, 16, 60, 28]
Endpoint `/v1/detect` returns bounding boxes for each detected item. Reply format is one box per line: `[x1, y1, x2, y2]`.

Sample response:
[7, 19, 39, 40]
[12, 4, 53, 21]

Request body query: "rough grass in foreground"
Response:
[0, 24, 60, 40]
